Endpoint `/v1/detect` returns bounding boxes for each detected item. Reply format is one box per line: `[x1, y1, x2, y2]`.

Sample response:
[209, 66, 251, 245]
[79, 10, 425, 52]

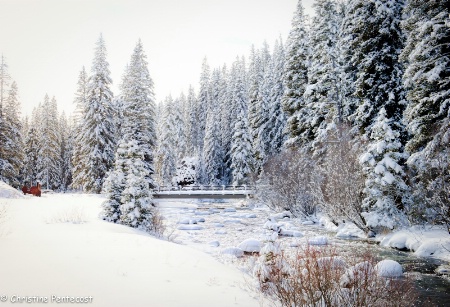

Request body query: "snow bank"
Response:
[380, 226, 450, 261]
[221, 247, 244, 258]
[0, 194, 261, 307]
[178, 224, 203, 230]
[0, 181, 24, 199]
[237, 239, 262, 253]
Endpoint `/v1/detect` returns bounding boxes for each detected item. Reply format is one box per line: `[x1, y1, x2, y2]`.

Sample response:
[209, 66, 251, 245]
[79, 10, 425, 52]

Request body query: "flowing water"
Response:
[158, 199, 450, 306]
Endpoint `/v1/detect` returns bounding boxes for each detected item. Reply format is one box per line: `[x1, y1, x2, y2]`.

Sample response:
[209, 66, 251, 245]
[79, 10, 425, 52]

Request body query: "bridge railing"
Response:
[153, 185, 255, 192]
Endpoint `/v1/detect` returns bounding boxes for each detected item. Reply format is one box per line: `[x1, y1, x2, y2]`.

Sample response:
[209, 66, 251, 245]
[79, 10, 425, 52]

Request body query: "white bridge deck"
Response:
[153, 185, 256, 199]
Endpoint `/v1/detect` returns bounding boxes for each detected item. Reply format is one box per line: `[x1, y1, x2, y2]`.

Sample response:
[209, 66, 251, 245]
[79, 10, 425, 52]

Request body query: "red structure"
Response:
[22, 182, 42, 197]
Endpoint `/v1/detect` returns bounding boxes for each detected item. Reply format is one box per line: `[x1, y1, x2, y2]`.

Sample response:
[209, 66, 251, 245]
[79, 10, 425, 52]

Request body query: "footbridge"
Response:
[152, 185, 256, 199]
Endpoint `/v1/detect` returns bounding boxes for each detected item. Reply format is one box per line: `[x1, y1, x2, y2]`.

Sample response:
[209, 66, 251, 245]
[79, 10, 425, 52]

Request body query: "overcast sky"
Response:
[0, 0, 314, 117]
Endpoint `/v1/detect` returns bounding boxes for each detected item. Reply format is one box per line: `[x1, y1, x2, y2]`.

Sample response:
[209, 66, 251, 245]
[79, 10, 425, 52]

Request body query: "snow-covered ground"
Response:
[0, 193, 263, 307]
[1, 182, 450, 306]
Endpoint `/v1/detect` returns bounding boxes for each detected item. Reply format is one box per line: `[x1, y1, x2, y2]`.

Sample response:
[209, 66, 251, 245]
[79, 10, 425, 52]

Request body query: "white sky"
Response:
[0, 0, 314, 117]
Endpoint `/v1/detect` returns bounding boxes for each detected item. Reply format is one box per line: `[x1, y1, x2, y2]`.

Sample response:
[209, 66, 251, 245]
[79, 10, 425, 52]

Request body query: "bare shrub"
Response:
[254, 244, 418, 307]
[148, 208, 167, 238]
[257, 149, 317, 218]
[312, 125, 369, 233]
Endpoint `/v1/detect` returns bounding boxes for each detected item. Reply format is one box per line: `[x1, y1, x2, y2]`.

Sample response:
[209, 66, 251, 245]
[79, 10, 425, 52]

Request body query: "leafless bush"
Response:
[254, 244, 418, 307]
[257, 149, 318, 218]
[149, 208, 167, 238]
[312, 125, 369, 233]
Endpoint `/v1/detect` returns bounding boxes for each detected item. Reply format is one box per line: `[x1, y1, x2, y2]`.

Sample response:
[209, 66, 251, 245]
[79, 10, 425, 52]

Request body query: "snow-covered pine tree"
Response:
[203, 68, 223, 185]
[230, 58, 252, 185]
[119, 39, 156, 187]
[102, 40, 157, 229]
[266, 39, 287, 156]
[71, 67, 89, 191]
[282, 0, 311, 147]
[173, 95, 187, 161]
[248, 43, 271, 173]
[401, 0, 449, 226]
[1, 81, 24, 187]
[37, 95, 61, 190]
[349, 0, 406, 139]
[158, 95, 177, 185]
[218, 65, 232, 184]
[23, 107, 40, 185]
[304, 0, 342, 155]
[186, 85, 198, 155]
[347, 0, 410, 228]
[78, 34, 116, 193]
[359, 108, 410, 229]
[0, 54, 12, 184]
[196, 58, 211, 154]
[59, 112, 73, 190]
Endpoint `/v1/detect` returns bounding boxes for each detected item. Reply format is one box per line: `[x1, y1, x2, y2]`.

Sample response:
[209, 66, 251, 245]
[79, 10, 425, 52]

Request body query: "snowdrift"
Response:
[0, 181, 24, 199]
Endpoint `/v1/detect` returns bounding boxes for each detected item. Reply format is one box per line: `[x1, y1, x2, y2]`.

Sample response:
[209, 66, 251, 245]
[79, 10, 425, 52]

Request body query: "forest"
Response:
[0, 0, 448, 236]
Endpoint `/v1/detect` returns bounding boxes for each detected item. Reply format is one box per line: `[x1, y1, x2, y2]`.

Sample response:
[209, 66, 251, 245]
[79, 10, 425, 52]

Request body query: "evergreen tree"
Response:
[196, 58, 210, 153]
[71, 67, 89, 190]
[158, 95, 177, 185]
[23, 108, 40, 185]
[0, 54, 12, 184]
[401, 0, 449, 226]
[347, 0, 410, 225]
[186, 85, 198, 155]
[230, 58, 252, 185]
[76, 35, 116, 193]
[1, 81, 24, 186]
[37, 95, 61, 190]
[59, 112, 73, 190]
[359, 108, 410, 229]
[304, 0, 342, 153]
[282, 0, 311, 147]
[203, 69, 223, 184]
[266, 39, 287, 156]
[173, 95, 186, 160]
[401, 0, 449, 157]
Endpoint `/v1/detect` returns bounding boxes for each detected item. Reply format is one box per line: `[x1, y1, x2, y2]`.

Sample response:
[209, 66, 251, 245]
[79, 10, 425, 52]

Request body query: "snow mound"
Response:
[308, 236, 328, 245]
[209, 240, 220, 247]
[335, 222, 366, 239]
[279, 228, 303, 237]
[221, 247, 244, 258]
[194, 210, 211, 216]
[215, 229, 227, 235]
[272, 211, 291, 220]
[177, 225, 203, 230]
[237, 239, 262, 253]
[374, 259, 403, 277]
[178, 218, 204, 224]
[245, 214, 257, 218]
[0, 181, 24, 199]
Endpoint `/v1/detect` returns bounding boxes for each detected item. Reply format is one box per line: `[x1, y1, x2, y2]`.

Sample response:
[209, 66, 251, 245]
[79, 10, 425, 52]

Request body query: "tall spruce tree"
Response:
[76, 34, 116, 193]
[282, 0, 311, 147]
[401, 0, 449, 226]
[346, 0, 410, 227]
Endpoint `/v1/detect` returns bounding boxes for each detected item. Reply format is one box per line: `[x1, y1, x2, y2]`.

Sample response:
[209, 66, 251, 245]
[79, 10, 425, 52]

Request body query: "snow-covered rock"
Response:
[308, 236, 328, 245]
[436, 265, 450, 276]
[245, 214, 257, 218]
[279, 228, 303, 237]
[0, 181, 24, 199]
[215, 229, 227, 235]
[374, 259, 403, 277]
[177, 225, 203, 230]
[237, 239, 262, 253]
[221, 247, 244, 258]
[272, 211, 291, 220]
[209, 240, 220, 247]
[194, 210, 211, 216]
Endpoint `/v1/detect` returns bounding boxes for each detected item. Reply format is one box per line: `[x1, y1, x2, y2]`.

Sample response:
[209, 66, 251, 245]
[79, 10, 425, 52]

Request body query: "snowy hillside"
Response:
[0, 193, 261, 307]
[0, 181, 23, 199]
